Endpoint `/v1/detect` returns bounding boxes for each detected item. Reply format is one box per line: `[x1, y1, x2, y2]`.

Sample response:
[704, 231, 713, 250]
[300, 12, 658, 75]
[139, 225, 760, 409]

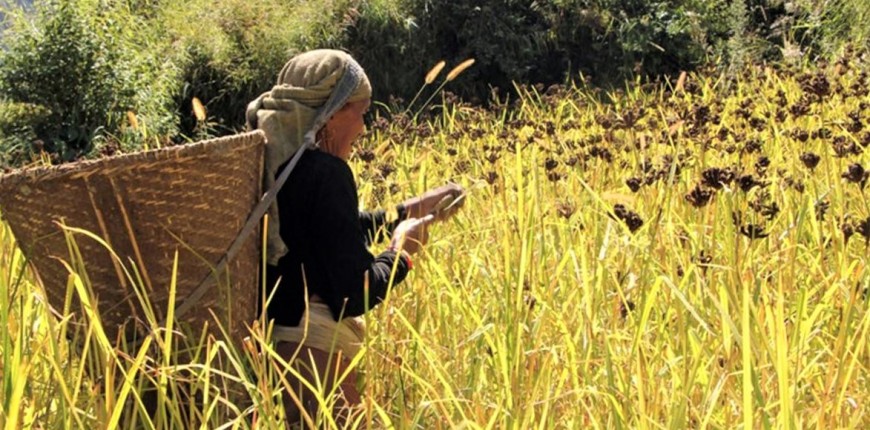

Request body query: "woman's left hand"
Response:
[401, 183, 465, 221]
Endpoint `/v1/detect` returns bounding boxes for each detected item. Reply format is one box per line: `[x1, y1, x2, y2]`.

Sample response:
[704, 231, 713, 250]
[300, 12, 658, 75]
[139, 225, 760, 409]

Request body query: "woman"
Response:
[247, 49, 463, 426]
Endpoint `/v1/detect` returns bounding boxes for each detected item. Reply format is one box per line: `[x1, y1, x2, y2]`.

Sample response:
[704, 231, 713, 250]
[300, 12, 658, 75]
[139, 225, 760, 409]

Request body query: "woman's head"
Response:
[274, 50, 371, 160]
[246, 49, 372, 154]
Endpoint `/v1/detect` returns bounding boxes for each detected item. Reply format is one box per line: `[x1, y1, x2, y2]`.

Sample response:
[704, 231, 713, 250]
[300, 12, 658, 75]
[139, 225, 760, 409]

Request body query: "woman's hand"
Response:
[390, 215, 433, 255]
[401, 183, 465, 221]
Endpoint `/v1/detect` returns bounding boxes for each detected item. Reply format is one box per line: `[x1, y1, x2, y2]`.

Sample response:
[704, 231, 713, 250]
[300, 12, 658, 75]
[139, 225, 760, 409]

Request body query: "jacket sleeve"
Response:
[312, 166, 410, 319]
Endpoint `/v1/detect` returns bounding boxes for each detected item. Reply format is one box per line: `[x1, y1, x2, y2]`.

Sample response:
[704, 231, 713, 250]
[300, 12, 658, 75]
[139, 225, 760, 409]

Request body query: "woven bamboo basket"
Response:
[0, 131, 266, 345]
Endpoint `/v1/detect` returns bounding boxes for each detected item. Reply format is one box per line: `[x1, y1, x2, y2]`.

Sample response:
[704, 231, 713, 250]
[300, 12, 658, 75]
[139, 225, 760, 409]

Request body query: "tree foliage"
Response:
[0, 0, 866, 167]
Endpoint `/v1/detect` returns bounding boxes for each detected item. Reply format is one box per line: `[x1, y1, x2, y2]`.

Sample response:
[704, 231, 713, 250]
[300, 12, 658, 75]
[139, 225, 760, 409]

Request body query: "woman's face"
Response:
[322, 98, 371, 161]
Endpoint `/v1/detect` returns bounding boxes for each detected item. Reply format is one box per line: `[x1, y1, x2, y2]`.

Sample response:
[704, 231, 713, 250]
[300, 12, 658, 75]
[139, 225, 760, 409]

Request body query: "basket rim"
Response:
[0, 130, 266, 189]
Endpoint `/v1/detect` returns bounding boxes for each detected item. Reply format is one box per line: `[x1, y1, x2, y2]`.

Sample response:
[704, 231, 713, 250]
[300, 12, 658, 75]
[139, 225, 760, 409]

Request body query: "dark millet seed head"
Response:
[815, 200, 830, 221]
[842, 163, 867, 184]
[612, 204, 644, 233]
[755, 156, 771, 176]
[685, 185, 713, 208]
[842, 221, 855, 243]
[739, 223, 770, 239]
[544, 158, 558, 171]
[857, 217, 870, 242]
[738, 174, 767, 192]
[547, 170, 563, 182]
[701, 167, 736, 189]
[793, 129, 810, 142]
[695, 250, 713, 265]
[800, 152, 820, 170]
[555, 201, 575, 219]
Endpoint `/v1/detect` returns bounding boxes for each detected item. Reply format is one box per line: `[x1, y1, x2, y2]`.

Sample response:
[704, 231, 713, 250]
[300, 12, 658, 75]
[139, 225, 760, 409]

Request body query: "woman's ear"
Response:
[316, 126, 328, 145]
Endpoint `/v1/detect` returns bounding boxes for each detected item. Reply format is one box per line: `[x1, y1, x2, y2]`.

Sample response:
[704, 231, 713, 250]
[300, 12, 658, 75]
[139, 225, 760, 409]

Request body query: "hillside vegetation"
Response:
[0, 0, 868, 167]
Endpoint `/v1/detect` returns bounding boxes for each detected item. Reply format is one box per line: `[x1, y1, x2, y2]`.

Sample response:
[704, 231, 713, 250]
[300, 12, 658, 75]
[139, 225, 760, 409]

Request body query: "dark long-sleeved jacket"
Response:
[264, 149, 409, 326]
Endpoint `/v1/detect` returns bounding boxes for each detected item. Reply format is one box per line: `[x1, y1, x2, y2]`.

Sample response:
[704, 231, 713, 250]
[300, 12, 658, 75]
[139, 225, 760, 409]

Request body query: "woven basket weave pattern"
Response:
[0, 132, 265, 343]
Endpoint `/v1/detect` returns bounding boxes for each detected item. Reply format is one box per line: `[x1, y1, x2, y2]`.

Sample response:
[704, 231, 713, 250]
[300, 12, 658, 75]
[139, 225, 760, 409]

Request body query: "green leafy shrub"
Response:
[0, 0, 178, 166]
[0, 101, 51, 168]
[538, 1, 721, 81]
[158, 0, 354, 138]
[338, 0, 423, 106]
[0, 0, 127, 163]
[343, 0, 554, 105]
[342, 0, 868, 104]
[343, 0, 730, 103]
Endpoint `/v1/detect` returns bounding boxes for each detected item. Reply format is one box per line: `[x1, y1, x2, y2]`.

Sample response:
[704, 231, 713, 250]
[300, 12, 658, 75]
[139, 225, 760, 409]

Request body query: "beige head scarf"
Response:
[246, 49, 372, 264]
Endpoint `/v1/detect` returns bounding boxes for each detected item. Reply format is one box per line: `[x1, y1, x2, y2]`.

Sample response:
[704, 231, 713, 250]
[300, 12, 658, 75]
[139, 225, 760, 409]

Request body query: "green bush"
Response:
[343, 0, 554, 105]
[338, 0, 424, 107]
[541, 1, 723, 81]
[0, 0, 179, 167]
[0, 101, 51, 168]
[342, 0, 735, 103]
[158, 0, 354, 137]
[0, 0, 127, 163]
[342, 0, 868, 104]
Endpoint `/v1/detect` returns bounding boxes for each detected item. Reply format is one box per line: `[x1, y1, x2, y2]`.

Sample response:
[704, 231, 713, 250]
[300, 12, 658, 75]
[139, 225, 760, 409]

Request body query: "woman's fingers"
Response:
[391, 216, 432, 255]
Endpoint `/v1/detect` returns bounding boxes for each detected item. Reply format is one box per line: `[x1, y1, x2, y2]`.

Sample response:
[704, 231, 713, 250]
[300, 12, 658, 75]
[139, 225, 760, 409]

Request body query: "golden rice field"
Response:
[1, 54, 869, 429]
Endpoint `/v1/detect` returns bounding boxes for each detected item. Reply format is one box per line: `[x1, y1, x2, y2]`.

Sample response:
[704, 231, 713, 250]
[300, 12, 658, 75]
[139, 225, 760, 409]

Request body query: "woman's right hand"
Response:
[390, 215, 434, 255]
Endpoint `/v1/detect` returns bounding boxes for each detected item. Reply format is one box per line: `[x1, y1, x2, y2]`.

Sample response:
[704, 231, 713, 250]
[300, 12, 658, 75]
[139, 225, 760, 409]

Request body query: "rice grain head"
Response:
[446, 59, 475, 82]
[425, 60, 447, 84]
[192, 97, 207, 122]
[126, 111, 139, 130]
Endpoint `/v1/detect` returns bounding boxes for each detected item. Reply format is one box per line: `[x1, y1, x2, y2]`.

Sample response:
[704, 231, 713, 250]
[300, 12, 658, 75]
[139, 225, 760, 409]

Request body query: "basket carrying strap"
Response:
[169, 62, 364, 327]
